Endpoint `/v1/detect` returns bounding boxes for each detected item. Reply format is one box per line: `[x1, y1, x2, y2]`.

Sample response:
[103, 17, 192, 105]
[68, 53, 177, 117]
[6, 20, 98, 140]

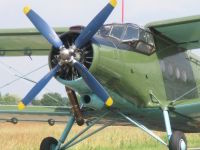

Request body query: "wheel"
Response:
[11, 117, 18, 124]
[48, 119, 55, 126]
[40, 137, 58, 150]
[169, 131, 187, 150]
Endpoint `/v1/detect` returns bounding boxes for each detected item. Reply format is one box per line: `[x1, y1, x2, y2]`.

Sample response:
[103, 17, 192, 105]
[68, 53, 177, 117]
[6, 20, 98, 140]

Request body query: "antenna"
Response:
[122, 0, 124, 23]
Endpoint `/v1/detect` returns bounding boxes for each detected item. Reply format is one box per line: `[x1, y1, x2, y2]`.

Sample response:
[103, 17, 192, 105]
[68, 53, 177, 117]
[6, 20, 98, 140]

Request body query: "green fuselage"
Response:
[58, 29, 200, 133]
[91, 35, 200, 108]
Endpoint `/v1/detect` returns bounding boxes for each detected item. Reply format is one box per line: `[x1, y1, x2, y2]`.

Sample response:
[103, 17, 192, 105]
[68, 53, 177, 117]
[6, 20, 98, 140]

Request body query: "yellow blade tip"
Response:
[110, 0, 117, 7]
[23, 6, 31, 14]
[18, 101, 25, 110]
[105, 97, 113, 107]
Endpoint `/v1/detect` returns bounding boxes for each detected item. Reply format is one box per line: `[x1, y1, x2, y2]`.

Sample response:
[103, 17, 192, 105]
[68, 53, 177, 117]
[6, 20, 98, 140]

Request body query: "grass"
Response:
[0, 122, 199, 150]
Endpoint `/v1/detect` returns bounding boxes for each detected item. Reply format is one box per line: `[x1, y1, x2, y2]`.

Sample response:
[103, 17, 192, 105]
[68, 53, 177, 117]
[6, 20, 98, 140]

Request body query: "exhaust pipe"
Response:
[81, 94, 104, 110]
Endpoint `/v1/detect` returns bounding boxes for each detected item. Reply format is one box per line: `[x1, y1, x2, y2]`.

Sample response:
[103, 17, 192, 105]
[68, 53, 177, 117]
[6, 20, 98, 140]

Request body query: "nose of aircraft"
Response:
[18, 0, 117, 110]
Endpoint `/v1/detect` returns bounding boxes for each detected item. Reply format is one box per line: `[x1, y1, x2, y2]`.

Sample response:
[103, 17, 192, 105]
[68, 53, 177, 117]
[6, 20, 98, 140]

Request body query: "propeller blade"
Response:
[74, 0, 117, 49]
[23, 6, 64, 49]
[18, 65, 60, 110]
[73, 61, 113, 107]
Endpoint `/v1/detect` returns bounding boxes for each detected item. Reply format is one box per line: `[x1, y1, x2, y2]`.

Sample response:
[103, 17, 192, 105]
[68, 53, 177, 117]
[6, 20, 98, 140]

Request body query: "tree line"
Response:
[0, 92, 70, 106]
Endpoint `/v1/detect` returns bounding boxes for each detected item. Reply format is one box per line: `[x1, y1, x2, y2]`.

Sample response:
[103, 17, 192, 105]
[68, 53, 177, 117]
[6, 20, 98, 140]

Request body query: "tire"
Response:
[40, 137, 58, 150]
[11, 117, 18, 124]
[169, 131, 187, 150]
[48, 119, 55, 126]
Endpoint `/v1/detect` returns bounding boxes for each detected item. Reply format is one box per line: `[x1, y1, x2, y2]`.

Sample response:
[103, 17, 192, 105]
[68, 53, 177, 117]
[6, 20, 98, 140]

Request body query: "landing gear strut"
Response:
[65, 86, 84, 126]
[39, 107, 187, 150]
[163, 108, 187, 150]
[118, 108, 187, 150]
[39, 111, 112, 150]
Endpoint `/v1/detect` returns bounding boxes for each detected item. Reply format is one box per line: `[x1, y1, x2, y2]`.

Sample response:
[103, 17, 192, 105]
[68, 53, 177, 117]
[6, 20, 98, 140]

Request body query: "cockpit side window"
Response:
[137, 29, 155, 54]
[99, 25, 112, 36]
[139, 29, 154, 46]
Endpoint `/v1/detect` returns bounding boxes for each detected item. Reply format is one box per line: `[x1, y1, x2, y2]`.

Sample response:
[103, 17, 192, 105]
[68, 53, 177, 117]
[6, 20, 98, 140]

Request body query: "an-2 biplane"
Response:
[1, 0, 200, 149]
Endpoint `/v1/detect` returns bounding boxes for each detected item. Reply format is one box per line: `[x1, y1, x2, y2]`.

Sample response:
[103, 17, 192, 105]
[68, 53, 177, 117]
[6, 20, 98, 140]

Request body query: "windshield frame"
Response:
[121, 24, 140, 42]
[109, 24, 126, 40]
[97, 23, 156, 55]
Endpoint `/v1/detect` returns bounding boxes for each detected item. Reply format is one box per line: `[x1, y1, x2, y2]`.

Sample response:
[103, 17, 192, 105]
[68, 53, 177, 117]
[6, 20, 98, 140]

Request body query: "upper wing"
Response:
[0, 27, 66, 56]
[145, 15, 200, 50]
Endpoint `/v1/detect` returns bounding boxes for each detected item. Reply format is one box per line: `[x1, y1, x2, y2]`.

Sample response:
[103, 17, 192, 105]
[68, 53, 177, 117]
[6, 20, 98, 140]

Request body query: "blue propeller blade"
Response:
[23, 6, 63, 49]
[73, 61, 113, 107]
[75, 0, 117, 49]
[18, 65, 60, 110]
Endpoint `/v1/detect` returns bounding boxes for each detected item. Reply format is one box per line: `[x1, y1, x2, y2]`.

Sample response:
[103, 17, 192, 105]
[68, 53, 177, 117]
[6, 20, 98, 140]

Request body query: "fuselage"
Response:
[56, 24, 200, 132]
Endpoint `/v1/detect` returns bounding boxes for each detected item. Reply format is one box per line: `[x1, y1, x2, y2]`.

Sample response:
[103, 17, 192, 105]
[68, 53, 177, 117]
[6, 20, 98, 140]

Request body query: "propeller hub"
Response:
[59, 47, 75, 64]
[49, 32, 93, 81]
[60, 48, 71, 60]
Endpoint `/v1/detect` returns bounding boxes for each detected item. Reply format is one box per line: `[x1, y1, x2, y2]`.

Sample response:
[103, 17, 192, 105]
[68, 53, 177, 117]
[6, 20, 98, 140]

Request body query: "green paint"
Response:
[0, 27, 67, 56]
[1, 20, 200, 133]
[146, 15, 200, 50]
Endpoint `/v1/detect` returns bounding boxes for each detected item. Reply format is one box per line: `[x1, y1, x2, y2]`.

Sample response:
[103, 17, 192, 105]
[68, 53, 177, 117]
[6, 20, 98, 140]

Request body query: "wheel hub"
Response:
[179, 139, 186, 150]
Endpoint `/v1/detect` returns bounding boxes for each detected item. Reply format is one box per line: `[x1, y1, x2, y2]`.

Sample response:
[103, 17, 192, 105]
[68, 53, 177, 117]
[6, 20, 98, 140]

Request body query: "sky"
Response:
[1, 0, 200, 98]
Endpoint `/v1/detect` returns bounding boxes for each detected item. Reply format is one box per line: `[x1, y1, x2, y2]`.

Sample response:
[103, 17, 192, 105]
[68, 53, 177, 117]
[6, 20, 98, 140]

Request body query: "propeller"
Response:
[18, 64, 60, 110]
[73, 61, 113, 106]
[23, 7, 64, 49]
[18, 0, 117, 110]
[74, 0, 117, 49]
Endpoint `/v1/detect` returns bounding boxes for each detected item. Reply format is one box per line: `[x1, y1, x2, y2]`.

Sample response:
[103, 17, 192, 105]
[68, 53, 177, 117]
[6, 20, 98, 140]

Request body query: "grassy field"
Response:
[0, 122, 200, 150]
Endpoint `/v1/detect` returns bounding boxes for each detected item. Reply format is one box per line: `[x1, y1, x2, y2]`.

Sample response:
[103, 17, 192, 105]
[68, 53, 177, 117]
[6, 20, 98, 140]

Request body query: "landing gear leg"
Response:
[54, 116, 75, 150]
[117, 111, 167, 146]
[40, 116, 75, 150]
[162, 108, 187, 150]
[118, 109, 187, 150]
[40, 111, 112, 150]
[163, 108, 172, 140]
[65, 86, 84, 126]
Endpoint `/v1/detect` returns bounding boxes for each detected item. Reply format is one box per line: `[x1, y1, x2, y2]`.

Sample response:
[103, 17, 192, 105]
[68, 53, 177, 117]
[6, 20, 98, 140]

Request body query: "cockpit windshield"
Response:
[98, 23, 155, 54]
[110, 25, 125, 40]
[122, 25, 139, 41]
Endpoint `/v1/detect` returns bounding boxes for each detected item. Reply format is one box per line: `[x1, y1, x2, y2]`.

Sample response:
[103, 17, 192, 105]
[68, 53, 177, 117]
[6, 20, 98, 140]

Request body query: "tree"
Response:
[0, 93, 20, 105]
[40, 92, 68, 106]
[32, 99, 41, 106]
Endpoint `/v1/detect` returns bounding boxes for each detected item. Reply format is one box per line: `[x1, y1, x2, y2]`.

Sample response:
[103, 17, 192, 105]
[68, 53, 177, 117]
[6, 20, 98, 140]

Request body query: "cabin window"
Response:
[175, 68, 180, 79]
[168, 64, 173, 76]
[160, 60, 166, 72]
[181, 70, 187, 82]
